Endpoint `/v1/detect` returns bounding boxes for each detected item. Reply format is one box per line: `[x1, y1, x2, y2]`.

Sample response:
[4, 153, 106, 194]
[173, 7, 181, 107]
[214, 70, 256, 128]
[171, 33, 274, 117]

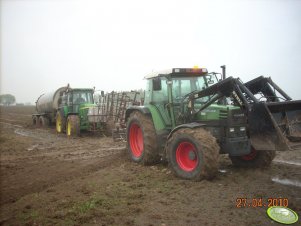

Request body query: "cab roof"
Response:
[66, 88, 94, 92]
[144, 68, 208, 79]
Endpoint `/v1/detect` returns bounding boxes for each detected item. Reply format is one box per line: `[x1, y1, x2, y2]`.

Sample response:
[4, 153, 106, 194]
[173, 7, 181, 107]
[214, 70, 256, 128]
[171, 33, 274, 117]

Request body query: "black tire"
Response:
[39, 116, 49, 128]
[229, 147, 275, 168]
[32, 116, 40, 127]
[66, 115, 80, 137]
[126, 111, 160, 165]
[56, 111, 66, 133]
[166, 128, 219, 180]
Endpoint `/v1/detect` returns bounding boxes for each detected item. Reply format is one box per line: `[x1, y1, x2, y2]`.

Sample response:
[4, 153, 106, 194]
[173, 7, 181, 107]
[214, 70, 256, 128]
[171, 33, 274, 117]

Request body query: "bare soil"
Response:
[0, 106, 300, 226]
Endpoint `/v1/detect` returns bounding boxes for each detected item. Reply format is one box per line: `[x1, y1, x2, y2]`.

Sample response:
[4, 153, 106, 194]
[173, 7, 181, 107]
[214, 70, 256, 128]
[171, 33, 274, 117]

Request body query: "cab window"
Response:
[73, 91, 93, 104]
[152, 77, 168, 102]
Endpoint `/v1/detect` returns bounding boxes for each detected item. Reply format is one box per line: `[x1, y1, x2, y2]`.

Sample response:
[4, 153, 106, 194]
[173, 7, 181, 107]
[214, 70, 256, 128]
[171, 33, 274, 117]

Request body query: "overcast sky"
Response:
[1, 0, 301, 103]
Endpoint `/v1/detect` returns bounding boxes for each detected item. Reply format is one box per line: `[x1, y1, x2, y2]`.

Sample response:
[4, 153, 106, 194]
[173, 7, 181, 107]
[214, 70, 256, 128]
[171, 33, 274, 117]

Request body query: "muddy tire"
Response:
[32, 116, 40, 127]
[126, 111, 160, 165]
[56, 111, 66, 133]
[229, 147, 275, 168]
[39, 116, 49, 127]
[166, 128, 219, 180]
[66, 115, 80, 137]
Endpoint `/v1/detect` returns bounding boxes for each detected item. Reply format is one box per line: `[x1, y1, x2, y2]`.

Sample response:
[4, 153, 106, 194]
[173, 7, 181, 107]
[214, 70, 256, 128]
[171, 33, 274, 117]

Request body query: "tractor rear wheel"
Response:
[126, 111, 160, 165]
[166, 128, 219, 180]
[56, 111, 65, 133]
[66, 115, 80, 137]
[229, 147, 275, 168]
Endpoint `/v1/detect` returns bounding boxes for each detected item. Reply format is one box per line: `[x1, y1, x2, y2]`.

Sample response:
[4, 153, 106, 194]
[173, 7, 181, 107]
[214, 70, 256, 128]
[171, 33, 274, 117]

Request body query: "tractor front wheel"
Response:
[56, 111, 65, 133]
[229, 147, 275, 168]
[126, 111, 160, 165]
[66, 115, 80, 137]
[166, 128, 219, 180]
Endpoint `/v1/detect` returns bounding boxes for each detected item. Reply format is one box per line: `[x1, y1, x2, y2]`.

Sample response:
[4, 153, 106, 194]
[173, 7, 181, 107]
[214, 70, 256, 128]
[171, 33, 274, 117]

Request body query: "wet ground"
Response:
[0, 106, 300, 225]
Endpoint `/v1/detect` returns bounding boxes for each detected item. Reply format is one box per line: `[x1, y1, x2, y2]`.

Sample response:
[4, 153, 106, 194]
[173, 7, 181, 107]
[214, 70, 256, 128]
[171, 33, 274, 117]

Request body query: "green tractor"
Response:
[125, 66, 301, 180]
[33, 85, 104, 136]
[55, 87, 104, 136]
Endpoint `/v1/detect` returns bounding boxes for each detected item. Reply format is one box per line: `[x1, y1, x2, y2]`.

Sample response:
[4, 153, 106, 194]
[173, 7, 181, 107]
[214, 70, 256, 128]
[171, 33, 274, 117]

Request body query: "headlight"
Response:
[240, 127, 246, 131]
[229, 128, 235, 132]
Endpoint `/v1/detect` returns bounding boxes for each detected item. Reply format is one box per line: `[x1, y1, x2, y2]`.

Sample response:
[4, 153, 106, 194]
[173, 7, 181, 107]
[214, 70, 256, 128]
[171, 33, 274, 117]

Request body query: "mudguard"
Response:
[125, 106, 151, 122]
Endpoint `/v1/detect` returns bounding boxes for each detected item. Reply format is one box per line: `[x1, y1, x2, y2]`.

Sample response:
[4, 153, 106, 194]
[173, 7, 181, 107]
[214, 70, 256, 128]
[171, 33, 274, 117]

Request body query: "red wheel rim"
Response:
[176, 142, 198, 172]
[241, 147, 257, 161]
[129, 123, 144, 158]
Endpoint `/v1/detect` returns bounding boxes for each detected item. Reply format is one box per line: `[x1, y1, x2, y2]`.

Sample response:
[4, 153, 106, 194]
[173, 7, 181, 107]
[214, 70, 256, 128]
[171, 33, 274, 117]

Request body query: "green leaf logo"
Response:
[267, 206, 299, 224]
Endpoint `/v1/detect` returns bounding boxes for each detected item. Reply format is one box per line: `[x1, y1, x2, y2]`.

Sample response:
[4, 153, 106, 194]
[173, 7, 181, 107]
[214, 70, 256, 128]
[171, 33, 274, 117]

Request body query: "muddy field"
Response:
[0, 106, 300, 226]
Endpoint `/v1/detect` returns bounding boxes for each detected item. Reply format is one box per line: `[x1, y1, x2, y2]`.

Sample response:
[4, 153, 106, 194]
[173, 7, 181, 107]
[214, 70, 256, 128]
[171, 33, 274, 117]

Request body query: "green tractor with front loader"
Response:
[125, 66, 301, 180]
[33, 85, 105, 136]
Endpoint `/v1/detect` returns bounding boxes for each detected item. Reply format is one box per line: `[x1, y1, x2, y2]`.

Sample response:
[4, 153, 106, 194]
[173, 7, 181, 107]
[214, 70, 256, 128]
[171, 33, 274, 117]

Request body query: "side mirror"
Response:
[153, 77, 162, 91]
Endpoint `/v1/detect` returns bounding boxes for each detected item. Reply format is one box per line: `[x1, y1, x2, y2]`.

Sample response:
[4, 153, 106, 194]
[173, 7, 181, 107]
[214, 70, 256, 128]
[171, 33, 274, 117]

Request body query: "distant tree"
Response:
[0, 94, 16, 106]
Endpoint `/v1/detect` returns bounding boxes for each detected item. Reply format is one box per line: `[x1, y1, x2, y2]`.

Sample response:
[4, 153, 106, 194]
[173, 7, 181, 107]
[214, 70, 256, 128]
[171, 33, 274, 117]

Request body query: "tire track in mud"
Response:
[1, 119, 127, 206]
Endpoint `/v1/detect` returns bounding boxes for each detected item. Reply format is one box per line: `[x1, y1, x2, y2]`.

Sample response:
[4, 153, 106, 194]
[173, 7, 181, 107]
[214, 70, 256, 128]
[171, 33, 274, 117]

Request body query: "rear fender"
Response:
[126, 105, 167, 131]
[125, 106, 151, 122]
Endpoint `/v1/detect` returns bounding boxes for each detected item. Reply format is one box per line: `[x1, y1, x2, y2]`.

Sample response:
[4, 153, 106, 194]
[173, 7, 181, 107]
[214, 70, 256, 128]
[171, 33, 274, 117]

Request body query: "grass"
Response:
[12, 164, 175, 226]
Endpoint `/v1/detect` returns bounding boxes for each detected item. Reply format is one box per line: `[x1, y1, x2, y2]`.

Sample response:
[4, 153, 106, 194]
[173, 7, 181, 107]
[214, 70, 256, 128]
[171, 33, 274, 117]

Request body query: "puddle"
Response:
[14, 129, 30, 137]
[27, 144, 39, 151]
[272, 177, 301, 188]
[218, 169, 227, 173]
[0, 121, 23, 128]
[273, 159, 301, 167]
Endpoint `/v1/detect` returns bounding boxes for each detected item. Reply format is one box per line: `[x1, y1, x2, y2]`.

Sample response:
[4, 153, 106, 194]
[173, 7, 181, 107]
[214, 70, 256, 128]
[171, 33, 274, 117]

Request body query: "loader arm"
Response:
[186, 76, 257, 114]
[184, 76, 301, 151]
[244, 76, 292, 102]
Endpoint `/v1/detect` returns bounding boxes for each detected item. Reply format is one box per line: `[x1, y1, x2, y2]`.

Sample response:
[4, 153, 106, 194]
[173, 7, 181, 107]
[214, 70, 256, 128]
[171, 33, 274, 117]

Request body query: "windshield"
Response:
[73, 91, 94, 104]
[172, 74, 217, 102]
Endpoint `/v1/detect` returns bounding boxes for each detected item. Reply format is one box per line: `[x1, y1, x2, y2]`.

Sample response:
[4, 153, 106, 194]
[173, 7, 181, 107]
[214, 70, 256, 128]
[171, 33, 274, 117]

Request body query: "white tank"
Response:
[36, 87, 67, 114]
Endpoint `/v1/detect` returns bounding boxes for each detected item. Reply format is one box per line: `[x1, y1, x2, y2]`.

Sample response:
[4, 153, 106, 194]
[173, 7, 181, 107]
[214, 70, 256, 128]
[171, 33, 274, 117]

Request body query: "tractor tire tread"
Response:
[166, 127, 219, 180]
[127, 111, 160, 165]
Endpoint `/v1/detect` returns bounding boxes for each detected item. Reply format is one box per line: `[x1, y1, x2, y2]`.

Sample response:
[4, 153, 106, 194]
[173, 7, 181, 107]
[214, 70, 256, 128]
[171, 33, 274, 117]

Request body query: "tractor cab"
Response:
[60, 88, 94, 113]
[144, 68, 213, 103]
[143, 67, 231, 127]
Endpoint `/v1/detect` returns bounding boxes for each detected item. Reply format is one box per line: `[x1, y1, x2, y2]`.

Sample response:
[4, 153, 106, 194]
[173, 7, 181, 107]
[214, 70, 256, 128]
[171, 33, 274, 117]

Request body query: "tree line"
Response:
[0, 94, 16, 105]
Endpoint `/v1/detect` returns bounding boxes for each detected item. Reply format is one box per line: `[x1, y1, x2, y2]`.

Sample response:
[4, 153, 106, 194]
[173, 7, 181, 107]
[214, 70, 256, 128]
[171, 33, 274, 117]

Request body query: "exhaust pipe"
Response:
[221, 65, 226, 80]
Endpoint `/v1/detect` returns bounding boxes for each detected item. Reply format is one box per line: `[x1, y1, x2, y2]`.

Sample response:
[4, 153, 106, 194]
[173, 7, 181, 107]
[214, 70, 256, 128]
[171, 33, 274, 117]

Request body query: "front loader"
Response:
[125, 66, 301, 180]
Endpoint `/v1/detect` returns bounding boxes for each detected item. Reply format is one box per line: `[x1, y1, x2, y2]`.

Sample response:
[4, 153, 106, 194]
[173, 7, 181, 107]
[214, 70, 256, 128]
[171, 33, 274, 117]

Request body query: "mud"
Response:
[0, 106, 300, 226]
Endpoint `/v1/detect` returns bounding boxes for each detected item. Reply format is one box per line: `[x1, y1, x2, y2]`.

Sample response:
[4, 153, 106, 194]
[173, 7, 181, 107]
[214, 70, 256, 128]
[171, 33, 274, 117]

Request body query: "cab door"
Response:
[150, 78, 172, 127]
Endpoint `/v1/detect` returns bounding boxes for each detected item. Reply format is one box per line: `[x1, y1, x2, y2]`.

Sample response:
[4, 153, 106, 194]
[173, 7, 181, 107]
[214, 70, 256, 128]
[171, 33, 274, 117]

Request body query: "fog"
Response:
[1, 0, 301, 103]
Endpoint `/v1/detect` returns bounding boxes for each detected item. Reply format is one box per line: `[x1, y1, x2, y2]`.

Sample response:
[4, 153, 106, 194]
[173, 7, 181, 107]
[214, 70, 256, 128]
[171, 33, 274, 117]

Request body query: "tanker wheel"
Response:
[56, 111, 66, 133]
[126, 111, 160, 165]
[39, 116, 49, 128]
[229, 147, 275, 168]
[166, 128, 219, 180]
[32, 116, 40, 127]
[66, 115, 80, 137]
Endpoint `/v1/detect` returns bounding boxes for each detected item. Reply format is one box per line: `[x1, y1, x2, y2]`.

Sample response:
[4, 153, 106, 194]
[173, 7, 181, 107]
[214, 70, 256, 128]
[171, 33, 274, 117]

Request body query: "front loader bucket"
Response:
[248, 100, 301, 151]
